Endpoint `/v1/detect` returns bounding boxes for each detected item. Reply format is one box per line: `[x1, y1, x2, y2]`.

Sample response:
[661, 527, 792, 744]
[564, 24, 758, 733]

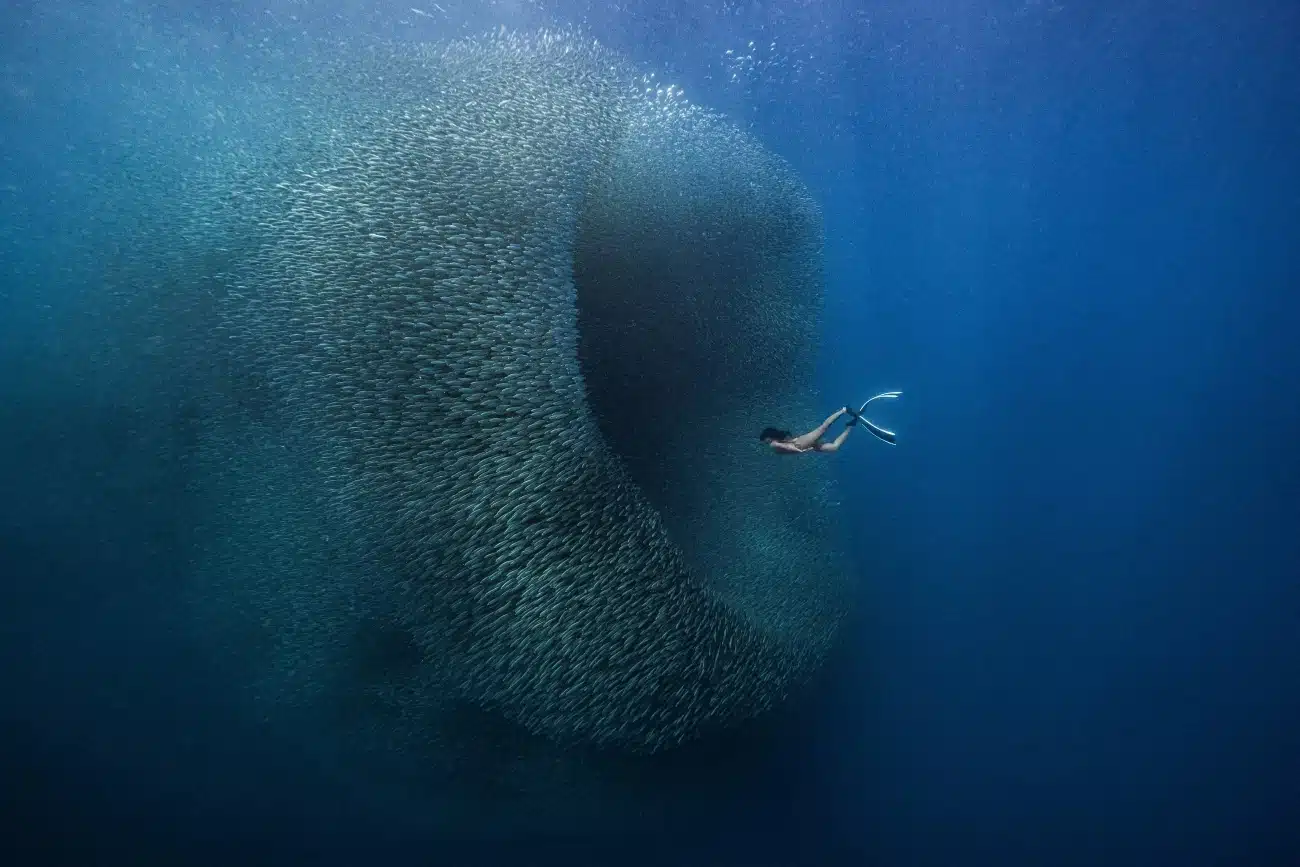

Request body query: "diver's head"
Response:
[759, 427, 792, 444]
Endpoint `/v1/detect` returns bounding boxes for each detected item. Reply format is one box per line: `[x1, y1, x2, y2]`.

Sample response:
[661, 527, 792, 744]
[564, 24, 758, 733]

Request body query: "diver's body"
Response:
[761, 408, 854, 454]
[760, 392, 901, 454]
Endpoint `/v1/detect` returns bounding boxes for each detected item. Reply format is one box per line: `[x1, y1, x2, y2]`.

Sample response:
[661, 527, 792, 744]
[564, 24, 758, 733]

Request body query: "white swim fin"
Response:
[851, 391, 902, 445]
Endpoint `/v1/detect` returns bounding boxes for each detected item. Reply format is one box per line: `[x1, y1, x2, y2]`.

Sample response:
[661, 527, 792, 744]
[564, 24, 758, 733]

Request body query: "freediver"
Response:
[760, 391, 902, 454]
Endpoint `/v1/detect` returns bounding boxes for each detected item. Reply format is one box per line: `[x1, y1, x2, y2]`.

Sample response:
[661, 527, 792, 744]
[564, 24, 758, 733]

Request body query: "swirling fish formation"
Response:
[175, 30, 851, 780]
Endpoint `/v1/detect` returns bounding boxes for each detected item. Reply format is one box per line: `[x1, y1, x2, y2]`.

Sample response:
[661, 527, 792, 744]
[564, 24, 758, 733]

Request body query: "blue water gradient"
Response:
[2, 2, 1297, 864]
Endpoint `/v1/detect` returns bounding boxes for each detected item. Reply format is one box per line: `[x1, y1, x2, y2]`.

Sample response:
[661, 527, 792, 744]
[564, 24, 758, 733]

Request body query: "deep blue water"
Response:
[2, 1, 1298, 865]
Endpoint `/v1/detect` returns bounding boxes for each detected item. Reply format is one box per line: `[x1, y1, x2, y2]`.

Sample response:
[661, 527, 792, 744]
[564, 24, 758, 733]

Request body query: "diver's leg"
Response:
[789, 408, 846, 449]
[816, 426, 852, 453]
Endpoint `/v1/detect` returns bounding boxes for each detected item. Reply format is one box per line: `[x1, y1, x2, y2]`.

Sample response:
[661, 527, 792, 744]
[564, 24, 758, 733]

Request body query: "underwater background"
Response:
[2, 1, 1298, 865]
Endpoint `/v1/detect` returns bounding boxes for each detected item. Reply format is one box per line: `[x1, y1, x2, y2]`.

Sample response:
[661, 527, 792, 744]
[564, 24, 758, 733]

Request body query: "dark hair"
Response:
[759, 427, 792, 442]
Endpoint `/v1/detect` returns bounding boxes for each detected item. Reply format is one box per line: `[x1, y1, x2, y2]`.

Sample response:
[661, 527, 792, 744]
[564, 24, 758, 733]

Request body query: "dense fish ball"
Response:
[170, 29, 852, 762]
